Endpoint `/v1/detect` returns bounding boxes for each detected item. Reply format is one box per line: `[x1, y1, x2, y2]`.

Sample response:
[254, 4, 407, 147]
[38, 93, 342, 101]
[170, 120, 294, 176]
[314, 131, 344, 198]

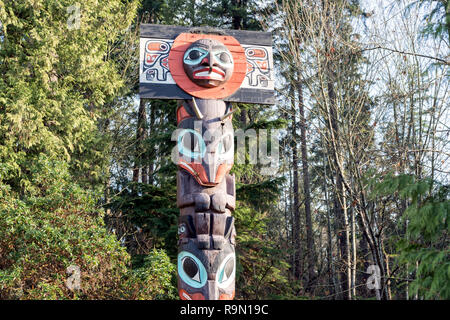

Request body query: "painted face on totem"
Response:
[177, 214, 236, 300]
[177, 118, 234, 186]
[176, 101, 234, 186]
[183, 39, 234, 88]
[177, 240, 236, 300]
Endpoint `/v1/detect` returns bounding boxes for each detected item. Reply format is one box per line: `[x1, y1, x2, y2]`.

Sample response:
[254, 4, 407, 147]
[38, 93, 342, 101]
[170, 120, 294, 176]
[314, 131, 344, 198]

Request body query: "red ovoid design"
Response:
[168, 33, 246, 99]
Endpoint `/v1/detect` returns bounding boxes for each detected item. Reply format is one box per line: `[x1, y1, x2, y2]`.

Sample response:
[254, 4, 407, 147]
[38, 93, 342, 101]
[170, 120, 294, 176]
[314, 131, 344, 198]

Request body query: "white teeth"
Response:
[195, 71, 223, 79]
[194, 71, 224, 80]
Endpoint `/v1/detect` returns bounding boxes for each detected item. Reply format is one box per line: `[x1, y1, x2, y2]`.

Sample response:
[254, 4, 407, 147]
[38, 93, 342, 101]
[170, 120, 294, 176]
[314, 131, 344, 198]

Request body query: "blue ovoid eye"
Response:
[178, 129, 206, 159]
[178, 251, 207, 288]
[184, 47, 209, 65]
[216, 253, 235, 288]
[183, 257, 200, 281]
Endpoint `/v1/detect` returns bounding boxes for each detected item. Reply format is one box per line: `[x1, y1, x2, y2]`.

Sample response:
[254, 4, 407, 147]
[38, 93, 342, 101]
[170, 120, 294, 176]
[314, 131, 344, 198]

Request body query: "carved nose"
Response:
[201, 54, 216, 70]
[201, 56, 210, 66]
[203, 152, 218, 184]
[204, 280, 219, 300]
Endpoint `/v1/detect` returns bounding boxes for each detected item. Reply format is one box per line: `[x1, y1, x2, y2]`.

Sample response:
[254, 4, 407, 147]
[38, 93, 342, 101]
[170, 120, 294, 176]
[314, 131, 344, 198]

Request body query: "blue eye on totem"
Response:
[183, 47, 208, 65]
[216, 253, 235, 288]
[178, 251, 207, 288]
[178, 129, 206, 159]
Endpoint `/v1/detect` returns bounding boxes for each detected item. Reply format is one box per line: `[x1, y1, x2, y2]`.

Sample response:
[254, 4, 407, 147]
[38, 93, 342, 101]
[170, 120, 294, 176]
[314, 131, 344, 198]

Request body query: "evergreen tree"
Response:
[0, 0, 176, 300]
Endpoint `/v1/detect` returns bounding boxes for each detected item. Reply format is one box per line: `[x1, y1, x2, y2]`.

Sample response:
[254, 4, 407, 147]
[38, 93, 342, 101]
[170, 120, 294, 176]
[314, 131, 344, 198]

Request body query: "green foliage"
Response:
[233, 171, 292, 299]
[0, 1, 182, 300]
[234, 205, 291, 299]
[236, 177, 286, 212]
[373, 174, 449, 299]
[0, 156, 127, 299]
[104, 98, 179, 259]
[0, 156, 176, 299]
[108, 182, 179, 258]
[123, 248, 177, 300]
[0, 0, 138, 191]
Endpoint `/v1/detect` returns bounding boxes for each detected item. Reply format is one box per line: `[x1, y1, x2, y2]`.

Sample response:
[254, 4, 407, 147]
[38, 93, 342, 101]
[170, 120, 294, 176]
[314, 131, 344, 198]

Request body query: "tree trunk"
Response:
[321, 0, 353, 299]
[359, 231, 370, 298]
[326, 72, 351, 299]
[323, 150, 340, 298]
[351, 206, 357, 299]
[297, 80, 315, 291]
[290, 88, 302, 282]
[148, 102, 155, 185]
[133, 99, 147, 184]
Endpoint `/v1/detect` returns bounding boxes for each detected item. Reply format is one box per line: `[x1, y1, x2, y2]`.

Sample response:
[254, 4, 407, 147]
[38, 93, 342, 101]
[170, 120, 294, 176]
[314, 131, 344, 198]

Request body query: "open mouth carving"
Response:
[193, 67, 226, 80]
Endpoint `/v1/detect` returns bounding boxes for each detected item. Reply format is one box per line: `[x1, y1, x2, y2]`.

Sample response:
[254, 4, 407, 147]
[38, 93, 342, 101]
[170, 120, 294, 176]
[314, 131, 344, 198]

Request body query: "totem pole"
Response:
[139, 25, 274, 300]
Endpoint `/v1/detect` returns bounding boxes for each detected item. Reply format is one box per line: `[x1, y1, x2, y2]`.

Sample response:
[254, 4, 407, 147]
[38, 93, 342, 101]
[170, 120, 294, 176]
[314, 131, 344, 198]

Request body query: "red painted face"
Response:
[168, 33, 246, 99]
[182, 39, 234, 88]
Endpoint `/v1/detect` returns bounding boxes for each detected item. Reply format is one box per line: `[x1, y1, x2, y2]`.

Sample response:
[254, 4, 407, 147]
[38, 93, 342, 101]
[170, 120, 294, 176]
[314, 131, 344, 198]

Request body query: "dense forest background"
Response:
[0, 0, 448, 300]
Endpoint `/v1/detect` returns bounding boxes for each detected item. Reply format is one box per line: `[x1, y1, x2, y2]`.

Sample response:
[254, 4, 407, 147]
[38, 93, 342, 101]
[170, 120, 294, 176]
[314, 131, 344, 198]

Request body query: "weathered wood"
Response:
[140, 24, 273, 301]
[139, 25, 274, 104]
[140, 24, 272, 46]
[139, 83, 275, 104]
[176, 99, 236, 300]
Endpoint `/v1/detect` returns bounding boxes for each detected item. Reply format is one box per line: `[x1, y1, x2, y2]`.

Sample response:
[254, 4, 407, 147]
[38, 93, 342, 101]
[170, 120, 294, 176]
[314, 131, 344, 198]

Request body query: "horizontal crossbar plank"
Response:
[140, 83, 275, 105]
[140, 24, 272, 46]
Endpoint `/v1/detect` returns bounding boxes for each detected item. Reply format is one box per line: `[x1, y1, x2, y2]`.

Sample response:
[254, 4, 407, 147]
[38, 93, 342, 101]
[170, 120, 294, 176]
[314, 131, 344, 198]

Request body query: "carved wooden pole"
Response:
[176, 98, 236, 300]
[140, 25, 274, 300]
[173, 37, 240, 300]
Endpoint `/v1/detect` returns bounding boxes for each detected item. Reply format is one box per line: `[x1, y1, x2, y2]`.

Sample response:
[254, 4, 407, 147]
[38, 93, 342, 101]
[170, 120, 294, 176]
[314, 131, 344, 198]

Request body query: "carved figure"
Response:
[176, 98, 236, 300]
